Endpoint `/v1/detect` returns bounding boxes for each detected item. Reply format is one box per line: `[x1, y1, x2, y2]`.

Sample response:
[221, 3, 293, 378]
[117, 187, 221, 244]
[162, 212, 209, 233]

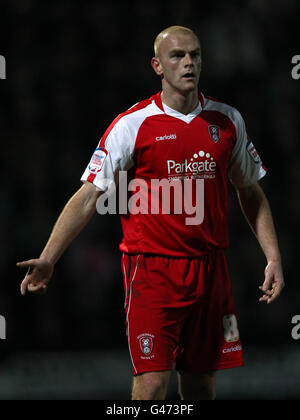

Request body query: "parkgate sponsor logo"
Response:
[167, 150, 216, 180]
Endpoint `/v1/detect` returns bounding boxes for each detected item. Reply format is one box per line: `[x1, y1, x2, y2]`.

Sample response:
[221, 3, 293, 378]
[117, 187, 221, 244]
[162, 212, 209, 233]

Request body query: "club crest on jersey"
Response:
[88, 147, 108, 174]
[138, 333, 154, 356]
[208, 125, 220, 143]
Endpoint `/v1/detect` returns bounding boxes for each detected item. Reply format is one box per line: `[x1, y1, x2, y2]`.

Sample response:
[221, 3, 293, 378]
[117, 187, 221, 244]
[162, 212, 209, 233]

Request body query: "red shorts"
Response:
[122, 251, 243, 375]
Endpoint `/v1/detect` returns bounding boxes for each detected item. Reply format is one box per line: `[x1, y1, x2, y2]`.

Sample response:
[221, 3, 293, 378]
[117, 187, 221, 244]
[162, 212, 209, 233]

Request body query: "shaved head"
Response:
[151, 25, 202, 110]
[154, 26, 200, 58]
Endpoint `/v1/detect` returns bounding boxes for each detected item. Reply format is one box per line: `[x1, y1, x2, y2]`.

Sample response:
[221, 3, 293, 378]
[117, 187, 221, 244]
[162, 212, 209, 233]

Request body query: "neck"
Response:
[161, 86, 199, 115]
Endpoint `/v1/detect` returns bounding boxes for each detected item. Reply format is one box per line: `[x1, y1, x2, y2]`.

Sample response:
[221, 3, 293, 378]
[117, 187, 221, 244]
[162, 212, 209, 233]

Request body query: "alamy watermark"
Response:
[0, 55, 6, 79]
[96, 171, 205, 226]
[291, 55, 300, 80]
[0, 315, 6, 340]
[291, 315, 300, 340]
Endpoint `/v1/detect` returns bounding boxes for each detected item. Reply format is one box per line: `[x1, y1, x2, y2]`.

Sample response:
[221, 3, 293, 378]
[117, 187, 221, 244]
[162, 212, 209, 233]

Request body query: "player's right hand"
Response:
[16, 258, 54, 295]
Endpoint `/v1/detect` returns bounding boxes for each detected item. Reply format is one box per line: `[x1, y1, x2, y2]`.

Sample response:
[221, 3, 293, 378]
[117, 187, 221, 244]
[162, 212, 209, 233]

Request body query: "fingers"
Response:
[266, 281, 284, 304]
[27, 283, 48, 294]
[265, 290, 279, 304]
[259, 280, 274, 303]
[259, 290, 278, 304]
[16, 260, 35, 269]
[20, 278, 47, 295]
[259, 285, 273, 295]
[20, 277, 29, 295]
[259, 269, 275, 304]
[259, 291, 274, 304]
[260, 271, 273, 292]
[260, 261, 285, 304]
[19, 264, 33, 295]
[18, 262, 46, 295]
[258, 283, 283, 304]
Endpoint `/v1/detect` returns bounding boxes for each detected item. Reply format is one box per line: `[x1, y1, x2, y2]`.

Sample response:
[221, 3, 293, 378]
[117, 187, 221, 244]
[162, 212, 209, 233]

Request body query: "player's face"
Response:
[156, 33, 202, 94]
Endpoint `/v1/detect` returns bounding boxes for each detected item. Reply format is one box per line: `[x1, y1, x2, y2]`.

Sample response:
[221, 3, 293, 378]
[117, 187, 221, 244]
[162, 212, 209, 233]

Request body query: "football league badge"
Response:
[88, 147, 108, 174]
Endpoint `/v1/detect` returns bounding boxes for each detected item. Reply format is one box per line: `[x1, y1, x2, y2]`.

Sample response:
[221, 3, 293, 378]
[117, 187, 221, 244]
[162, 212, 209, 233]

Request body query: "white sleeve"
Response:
[228, 110, 267, 188]
[80, 118, 135, 193]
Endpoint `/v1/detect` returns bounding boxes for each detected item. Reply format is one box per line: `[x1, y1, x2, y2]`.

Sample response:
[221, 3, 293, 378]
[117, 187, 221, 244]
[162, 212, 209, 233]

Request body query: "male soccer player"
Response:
[17, 26, 284, 400]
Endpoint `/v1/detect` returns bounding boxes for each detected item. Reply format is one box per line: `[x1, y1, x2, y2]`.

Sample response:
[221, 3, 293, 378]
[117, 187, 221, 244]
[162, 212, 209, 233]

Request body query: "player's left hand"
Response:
[259, 260, 284, 304]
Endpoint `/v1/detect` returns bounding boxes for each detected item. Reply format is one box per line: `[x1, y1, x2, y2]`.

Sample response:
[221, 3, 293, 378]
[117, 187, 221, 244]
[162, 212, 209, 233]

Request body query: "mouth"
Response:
[182, 72, 196, 79]
[182, 72, 196, 78]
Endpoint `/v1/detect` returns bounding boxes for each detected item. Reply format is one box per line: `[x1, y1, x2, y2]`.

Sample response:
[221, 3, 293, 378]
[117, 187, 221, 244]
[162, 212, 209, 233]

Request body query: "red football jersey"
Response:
[81, 91, 266, 256]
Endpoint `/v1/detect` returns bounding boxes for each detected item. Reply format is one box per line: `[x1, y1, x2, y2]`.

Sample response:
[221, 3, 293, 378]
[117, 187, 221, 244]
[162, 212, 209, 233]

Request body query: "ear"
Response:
[151, 57, 163, 77]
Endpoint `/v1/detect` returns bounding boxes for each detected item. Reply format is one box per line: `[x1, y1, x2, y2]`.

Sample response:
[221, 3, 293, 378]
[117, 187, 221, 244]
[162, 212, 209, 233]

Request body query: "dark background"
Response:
[0, 0, 299, 400]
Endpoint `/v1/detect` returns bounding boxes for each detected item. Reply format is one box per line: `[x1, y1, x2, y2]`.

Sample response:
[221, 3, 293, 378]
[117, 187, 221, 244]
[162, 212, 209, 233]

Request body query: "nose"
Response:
[184, 53, 193, 67]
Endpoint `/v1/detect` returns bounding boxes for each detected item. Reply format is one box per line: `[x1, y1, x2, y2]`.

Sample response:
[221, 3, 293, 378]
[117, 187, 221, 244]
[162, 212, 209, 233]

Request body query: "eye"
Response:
[171, 52, 184, 58]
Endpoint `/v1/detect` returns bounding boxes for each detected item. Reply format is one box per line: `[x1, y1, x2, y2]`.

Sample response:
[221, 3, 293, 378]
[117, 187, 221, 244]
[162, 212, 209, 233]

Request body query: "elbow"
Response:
[77, 182, 104, 214]
[237, 182, 269, 220]
[237, 182, 265, 203]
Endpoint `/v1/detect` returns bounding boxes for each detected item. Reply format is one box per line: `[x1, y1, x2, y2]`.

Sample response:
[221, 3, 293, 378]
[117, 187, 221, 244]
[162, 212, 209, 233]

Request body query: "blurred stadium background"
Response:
[0, 0, 299, 400]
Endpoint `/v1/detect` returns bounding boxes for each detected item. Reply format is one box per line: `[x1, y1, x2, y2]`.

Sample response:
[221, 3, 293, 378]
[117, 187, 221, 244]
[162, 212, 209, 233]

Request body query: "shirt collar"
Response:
[162, 100, 202, 124]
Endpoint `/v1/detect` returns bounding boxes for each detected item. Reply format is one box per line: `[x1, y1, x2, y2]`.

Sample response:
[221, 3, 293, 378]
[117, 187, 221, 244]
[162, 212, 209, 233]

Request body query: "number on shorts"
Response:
[223, 314, 239, 343]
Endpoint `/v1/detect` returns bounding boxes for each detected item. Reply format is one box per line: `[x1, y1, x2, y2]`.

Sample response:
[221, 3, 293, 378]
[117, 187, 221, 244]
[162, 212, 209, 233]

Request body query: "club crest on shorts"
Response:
[208, 125, 221, 143]
[138, 333, 154, 356]
[223, 314, 240, 343]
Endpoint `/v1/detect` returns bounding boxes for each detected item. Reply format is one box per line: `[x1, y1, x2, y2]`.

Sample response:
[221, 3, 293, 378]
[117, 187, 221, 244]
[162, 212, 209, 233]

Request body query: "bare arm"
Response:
[17, 182, 103, 295]
[236, 182, 284, 304]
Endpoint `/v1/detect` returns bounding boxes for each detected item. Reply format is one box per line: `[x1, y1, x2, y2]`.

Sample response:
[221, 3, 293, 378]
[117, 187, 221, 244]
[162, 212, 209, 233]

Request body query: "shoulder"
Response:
[105, 93, 164, 135]
[98, 93, 164, 148]
[202, 93, 244, 127]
